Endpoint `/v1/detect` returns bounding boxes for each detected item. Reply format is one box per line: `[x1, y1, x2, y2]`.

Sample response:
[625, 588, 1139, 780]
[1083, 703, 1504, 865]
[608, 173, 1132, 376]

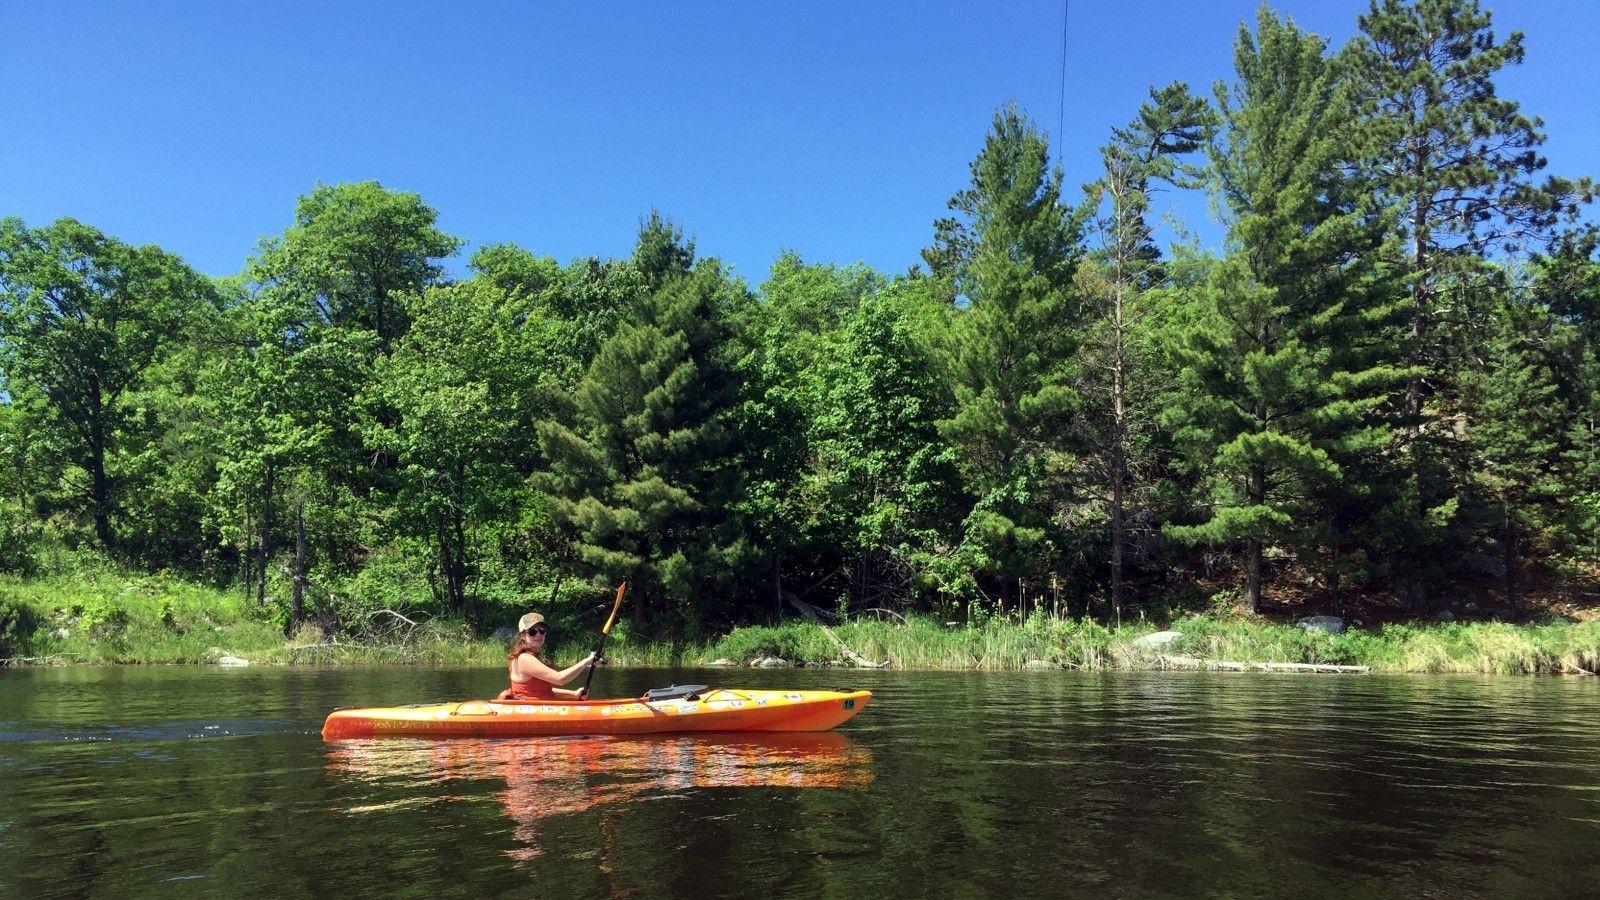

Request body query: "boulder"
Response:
[1297, 616, 1345, 635]
[1023, 659, 1057, 670]
[215, 655, 251, 667]
[54, 628, 70, 640]
[704, 658, 737, 667]
[752, 656, 792, 668]
[491, 627, 516, 641]
[1132, 630, 1184, 649]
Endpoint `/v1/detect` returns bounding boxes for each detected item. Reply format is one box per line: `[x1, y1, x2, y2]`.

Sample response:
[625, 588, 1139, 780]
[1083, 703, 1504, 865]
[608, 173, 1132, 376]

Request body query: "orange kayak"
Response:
[321, 688, 871, 740]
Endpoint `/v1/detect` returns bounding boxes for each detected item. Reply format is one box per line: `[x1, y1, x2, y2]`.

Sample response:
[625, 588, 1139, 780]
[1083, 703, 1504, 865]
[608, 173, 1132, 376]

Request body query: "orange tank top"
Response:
[506, 653, 558, 701]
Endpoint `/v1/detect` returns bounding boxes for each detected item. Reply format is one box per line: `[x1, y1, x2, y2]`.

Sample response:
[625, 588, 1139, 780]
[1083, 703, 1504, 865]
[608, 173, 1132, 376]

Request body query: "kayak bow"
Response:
[321, 688, 871, 740]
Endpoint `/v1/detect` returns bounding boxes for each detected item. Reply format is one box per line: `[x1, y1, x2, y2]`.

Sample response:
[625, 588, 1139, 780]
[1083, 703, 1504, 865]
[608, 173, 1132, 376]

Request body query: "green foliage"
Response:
[0, 500, 39, 576]
[0, 216, 216, 547]
[3, 2, 1598, 651]
[539, 221, 753, 633]
[1163, 9, 1409, 611]
[0, 593, 38, 657]
[925, 104, 1085, 596]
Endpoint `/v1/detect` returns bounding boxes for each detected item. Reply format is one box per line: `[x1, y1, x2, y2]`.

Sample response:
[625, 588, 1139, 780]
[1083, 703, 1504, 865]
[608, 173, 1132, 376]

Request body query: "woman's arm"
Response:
[515, 652, 598, 687]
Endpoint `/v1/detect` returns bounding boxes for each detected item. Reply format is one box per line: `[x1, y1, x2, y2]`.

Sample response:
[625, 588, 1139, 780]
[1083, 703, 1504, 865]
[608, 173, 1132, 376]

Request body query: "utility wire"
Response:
[1056, 0, 1070, 167]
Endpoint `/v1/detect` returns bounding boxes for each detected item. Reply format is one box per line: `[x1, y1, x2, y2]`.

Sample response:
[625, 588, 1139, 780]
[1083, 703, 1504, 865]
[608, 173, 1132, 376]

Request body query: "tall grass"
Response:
[4, 571, 1598, 674]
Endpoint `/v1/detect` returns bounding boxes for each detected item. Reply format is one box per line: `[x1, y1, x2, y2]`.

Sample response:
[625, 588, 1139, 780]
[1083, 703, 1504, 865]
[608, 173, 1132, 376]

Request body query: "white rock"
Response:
[704, 658, 737, 667]
[1296, 616, 1345, 635]
[54, 628, 70, 640]
[1133, 630, 1184, 649]
[1023, 659, 1057, 670]
[215, 655, 251, 667]
[752, 656, 792, 668]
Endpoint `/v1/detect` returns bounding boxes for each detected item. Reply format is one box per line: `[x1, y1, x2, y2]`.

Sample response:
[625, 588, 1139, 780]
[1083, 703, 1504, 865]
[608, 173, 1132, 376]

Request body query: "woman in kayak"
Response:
[497, 612, 599, 701]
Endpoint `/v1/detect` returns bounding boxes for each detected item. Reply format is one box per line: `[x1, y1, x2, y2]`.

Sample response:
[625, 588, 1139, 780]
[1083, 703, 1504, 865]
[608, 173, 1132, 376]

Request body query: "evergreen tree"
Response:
[1466, 288, 1565, 610]
[922, 104, 1084, 607]
[537, 222, 751, 633]
[1346, 0, 1594, 597]
[1079, 82, 1213, 621]
[1165, 9, 1407, 613]
[1536, 236, 1600, 559]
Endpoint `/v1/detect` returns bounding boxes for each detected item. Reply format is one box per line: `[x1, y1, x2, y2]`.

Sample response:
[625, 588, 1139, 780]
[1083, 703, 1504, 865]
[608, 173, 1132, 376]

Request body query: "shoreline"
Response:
[4, 574, 1597, 676]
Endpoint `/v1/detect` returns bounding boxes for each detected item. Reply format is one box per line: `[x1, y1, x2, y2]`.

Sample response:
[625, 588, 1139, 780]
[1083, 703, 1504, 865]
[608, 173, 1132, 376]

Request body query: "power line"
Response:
[1056, 0, 1071, 167]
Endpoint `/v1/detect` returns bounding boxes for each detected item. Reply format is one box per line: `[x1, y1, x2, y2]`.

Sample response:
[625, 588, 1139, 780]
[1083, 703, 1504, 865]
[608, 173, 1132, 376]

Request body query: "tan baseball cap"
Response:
[517, 612, 546, 632]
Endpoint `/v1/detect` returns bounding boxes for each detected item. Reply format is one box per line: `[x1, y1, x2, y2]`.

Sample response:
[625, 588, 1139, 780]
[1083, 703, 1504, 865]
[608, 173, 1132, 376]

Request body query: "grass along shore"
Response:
[2, 573, 1598, 675]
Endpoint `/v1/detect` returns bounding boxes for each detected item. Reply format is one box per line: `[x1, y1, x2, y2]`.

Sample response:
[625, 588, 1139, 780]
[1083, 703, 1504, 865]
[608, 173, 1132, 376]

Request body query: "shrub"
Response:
[0, 595, 39, 658]
[0, 502, 39, 577]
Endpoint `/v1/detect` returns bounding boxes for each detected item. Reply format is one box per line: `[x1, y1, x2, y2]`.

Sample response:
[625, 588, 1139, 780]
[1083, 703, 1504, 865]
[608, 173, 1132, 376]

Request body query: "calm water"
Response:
[1, 666, 1597, 898]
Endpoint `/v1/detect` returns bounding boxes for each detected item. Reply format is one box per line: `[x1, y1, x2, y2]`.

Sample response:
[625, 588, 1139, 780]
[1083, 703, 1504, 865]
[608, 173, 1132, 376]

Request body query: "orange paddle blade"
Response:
[601, 582, 626, 634]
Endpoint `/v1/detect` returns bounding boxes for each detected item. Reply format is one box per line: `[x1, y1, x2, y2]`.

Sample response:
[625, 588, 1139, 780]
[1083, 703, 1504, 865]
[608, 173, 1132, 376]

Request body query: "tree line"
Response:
[2, 1, 1596, 637]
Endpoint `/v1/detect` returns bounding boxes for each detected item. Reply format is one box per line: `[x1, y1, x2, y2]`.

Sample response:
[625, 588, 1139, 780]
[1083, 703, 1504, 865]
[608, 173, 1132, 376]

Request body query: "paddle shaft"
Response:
[580, 582, 626, 696]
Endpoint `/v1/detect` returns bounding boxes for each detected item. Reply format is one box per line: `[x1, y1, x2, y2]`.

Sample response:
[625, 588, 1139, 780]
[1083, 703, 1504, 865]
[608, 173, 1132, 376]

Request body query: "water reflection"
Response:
[326, 732, 873, 861]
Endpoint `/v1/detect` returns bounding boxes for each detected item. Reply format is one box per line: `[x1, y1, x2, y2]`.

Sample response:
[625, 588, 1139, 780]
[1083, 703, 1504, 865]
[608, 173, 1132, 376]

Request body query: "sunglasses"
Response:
[525, 625, 548, 635]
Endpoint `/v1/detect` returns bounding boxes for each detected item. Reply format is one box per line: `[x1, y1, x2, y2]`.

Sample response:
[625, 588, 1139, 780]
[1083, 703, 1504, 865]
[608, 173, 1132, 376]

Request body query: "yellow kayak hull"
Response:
[322, 688, 871, 740]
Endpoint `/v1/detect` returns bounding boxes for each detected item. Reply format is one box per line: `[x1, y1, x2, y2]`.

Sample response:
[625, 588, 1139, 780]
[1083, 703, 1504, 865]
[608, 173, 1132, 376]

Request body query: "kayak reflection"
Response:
[327, 731, 873, 861]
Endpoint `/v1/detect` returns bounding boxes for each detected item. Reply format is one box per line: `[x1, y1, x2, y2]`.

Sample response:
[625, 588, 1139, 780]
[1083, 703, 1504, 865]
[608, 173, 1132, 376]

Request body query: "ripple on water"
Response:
[0, 667, 1596, 896]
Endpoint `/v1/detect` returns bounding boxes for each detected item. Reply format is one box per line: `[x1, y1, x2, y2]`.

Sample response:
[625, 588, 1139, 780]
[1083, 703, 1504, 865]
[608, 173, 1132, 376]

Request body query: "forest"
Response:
[3, 0, 1597, 645]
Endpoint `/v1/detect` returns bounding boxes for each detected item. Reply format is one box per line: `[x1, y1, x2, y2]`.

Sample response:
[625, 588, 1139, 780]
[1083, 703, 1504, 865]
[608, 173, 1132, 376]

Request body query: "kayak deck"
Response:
[321, 688, 871, 740]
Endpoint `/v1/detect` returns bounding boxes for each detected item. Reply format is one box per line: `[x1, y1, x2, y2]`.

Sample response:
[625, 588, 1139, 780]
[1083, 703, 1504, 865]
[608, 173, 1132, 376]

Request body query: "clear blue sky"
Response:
[2, 1, 1595, 283]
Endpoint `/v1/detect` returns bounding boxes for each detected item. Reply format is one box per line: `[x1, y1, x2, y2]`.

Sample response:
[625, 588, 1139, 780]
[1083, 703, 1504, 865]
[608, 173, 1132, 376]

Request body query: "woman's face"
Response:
[525, 624, 547, 649]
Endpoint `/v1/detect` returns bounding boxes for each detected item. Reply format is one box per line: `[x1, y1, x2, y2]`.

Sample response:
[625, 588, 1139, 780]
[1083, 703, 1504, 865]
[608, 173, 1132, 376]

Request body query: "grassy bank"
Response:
[3, 573, 1598, 675]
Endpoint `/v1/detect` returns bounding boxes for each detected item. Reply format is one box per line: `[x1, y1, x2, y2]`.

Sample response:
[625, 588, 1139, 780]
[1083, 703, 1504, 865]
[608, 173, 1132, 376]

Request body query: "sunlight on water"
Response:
[1, 666, 1596, 895]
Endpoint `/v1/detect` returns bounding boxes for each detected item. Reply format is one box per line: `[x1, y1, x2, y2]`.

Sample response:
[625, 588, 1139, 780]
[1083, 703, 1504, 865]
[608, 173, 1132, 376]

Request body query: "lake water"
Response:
[1, 666, 1596, 897]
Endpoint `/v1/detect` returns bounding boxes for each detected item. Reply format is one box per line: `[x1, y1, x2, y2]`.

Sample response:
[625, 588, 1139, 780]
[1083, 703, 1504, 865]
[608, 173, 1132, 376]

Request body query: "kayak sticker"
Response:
[843, 698, 856, 710]
[600, 707, 612, 716]
[785, 693, 803, 701]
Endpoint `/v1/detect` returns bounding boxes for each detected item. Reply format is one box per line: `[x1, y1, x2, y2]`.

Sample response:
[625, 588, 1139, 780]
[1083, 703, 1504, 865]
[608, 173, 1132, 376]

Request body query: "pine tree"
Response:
[922, 104, 1084, 608]
[1080, 82, 1213, 622]
[1165, 9, 1408, 614]
[1346, 0, 1594, 600]
[537, 221, 750, 634]
[1467, 290, 1565, 610]
[1537, 236, 1600, 560]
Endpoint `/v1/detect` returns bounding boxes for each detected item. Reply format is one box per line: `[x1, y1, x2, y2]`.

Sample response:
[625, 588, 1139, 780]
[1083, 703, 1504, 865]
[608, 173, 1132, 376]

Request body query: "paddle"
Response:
[579, 581, 627, 699]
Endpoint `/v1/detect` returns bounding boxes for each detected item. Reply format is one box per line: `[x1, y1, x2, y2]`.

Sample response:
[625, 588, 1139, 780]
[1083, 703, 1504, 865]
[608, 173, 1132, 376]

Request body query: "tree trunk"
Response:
[88, 419, 113, 549]
[771, 558, 782, 626]
[257, 466, 276, 607]
[1110, 279, 1127, 628]
[241, 508, 254, 603]
[1245, 462, 1265, 615]
[451, 503, 469, 620]
[288, 499, 306, 637]
[1503, 501, 1520, 613]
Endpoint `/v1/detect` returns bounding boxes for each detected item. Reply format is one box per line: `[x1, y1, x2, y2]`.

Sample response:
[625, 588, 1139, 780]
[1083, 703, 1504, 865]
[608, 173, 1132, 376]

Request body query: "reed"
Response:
[4, 572, 1598, 674]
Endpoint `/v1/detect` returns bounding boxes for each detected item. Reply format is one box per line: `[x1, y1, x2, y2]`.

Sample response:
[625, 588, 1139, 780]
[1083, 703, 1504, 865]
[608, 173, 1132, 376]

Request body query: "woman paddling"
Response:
[497, 612, 599, 701]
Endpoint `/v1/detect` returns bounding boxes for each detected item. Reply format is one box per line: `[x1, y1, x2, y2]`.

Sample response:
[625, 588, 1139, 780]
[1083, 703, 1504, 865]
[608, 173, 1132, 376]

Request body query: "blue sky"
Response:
[2, 1, 1595, 284]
